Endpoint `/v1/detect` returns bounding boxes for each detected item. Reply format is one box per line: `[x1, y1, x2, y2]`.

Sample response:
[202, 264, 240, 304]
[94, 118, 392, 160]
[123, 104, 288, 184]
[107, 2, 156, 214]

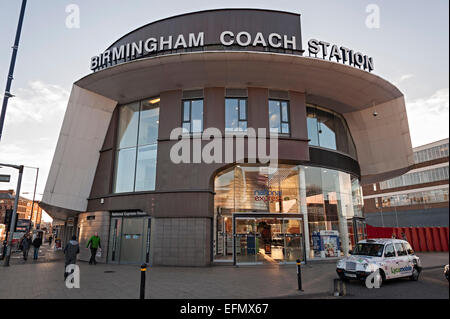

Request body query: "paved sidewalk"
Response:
[0, 252, 447, 299]
[416, 252, 449, 269]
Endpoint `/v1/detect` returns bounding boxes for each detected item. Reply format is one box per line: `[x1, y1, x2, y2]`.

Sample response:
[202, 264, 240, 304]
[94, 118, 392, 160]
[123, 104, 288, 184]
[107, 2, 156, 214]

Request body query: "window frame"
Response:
[268, 99, 290, 135]
[225, 97, 248, 133]
[114, 98, 160, 194]
[182, 98, 204, 134]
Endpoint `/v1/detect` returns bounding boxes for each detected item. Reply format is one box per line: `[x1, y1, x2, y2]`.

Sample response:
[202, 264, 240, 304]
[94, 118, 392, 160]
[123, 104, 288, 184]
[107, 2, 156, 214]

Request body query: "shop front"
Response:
[214, 164, 365, 264]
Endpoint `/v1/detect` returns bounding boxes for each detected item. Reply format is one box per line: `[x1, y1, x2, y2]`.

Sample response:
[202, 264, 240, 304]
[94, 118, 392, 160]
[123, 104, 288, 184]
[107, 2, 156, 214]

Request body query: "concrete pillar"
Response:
[336, 171, 353, 257]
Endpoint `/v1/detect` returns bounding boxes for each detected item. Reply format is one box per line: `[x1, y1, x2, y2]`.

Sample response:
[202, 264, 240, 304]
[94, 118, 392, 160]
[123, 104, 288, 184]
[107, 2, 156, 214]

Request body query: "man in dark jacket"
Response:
[20, 234, 32, 261]
[32, 235, 43, 260]
[64, 235, 80, 280]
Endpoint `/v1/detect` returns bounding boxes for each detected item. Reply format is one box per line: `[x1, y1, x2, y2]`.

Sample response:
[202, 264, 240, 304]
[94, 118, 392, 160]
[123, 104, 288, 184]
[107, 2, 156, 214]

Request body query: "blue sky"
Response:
[0, 0, 448, 220]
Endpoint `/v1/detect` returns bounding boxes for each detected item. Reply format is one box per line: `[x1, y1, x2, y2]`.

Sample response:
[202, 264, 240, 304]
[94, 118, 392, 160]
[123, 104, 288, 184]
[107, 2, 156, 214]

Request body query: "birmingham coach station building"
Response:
[41, 9, 414, 266]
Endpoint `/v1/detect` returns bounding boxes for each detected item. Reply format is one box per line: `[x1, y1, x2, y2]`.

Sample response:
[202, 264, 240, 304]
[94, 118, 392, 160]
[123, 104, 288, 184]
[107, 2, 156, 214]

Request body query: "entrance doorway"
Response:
[347, 217, 367, 250]
[108, 213, 151, 264]
[233, 214, 305, 265]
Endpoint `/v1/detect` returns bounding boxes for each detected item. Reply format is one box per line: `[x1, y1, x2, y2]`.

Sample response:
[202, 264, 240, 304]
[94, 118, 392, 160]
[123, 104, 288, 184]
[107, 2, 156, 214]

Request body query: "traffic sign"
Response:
[0, 174, 11, 182]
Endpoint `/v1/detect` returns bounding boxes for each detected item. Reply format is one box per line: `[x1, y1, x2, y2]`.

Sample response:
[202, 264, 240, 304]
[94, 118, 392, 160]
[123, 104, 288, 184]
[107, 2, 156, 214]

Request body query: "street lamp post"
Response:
[0, 163, 24, 267]
[0, 0, 28, 141]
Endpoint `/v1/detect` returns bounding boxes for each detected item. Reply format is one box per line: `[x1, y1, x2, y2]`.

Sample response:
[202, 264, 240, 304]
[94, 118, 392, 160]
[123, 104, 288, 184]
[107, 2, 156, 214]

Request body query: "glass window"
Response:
[353, 243, 384, 257]
[317, 109, 337, 150]
[114, 148, 137, 193]
[306, 106, 356, 158]
[114, 98, 160, 193]
[225, 98, 247, 132]
[307, 112, 319, 146]
[117, 102, 139, 149]
[384, 244, 395, 258]
[139, 101, 160, 145]
[135, 144, 158, 191]
[269, 100, 290, 134]
[394, 243, 407, 256]
[182, 99, 203, 133]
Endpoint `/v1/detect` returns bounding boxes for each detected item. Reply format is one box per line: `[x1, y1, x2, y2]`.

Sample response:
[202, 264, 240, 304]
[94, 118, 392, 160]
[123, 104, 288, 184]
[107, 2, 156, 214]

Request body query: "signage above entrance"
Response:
[307, 39, 374, 72]
[90, 9, 303, 72]
[111, 211, 148, 217]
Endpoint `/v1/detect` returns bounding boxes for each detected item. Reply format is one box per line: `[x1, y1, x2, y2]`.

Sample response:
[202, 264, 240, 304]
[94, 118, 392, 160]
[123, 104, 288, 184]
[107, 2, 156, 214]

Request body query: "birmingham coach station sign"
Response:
[90, 10, 374, 73]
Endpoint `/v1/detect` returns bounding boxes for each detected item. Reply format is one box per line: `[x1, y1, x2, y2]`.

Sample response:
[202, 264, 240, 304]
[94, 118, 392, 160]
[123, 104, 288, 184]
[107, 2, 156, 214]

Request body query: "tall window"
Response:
[225, 98, 247, 132]
[114, 98, 160, 193]
[268, 100, 290, 134]
[182, 99, 203, 134]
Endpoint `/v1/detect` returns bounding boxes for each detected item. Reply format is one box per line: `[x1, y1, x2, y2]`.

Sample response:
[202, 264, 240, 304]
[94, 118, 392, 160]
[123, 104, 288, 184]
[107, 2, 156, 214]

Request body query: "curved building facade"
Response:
[41, 9, 414, 266]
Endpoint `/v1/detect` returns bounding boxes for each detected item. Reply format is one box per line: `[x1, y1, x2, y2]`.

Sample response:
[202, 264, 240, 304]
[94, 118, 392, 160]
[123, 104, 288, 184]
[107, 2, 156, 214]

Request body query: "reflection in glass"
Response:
[139, 102, 159, 145]
[213, 164, 364, 261]
[135, 144, 158, 191]
[114, 98, 160, 193]
[269, 100, 290, 134]
[306, 106, 357, 158]
[117, 102, 139, 149]
[225, 98, 247, 132]
[114, 148, 136, 193]
[182, 99, 203, 133]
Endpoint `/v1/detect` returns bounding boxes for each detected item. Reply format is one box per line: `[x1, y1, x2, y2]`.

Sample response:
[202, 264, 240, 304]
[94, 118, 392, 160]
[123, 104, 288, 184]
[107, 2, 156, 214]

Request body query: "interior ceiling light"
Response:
[149, 97, 160, 104]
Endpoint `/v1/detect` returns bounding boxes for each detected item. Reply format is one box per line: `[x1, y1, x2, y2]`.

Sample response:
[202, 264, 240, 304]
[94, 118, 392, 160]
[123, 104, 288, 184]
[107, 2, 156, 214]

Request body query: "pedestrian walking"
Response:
[86, 232, 101, 265]
[48, 235, 53, 247]
[401, 232, 407, 241]
[64, 235, 80, 280]
[32, 234, 42, 260]
[20, 233, 32, 261]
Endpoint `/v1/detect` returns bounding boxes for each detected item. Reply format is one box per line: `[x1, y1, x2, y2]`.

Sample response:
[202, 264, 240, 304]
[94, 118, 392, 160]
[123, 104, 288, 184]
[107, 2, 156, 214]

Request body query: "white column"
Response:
[336, 171, 354, 257]
[298, 167, 311, 260]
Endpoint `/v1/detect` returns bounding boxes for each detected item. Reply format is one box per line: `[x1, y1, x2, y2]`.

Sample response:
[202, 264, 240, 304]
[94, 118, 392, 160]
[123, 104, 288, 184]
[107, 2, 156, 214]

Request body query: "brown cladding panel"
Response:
[106, 9, 302, 53]
[289, 91, 308, 141]
[248, 87, 269, 132]
[158, 90, 183, 140]
[204, 87, 225, 131]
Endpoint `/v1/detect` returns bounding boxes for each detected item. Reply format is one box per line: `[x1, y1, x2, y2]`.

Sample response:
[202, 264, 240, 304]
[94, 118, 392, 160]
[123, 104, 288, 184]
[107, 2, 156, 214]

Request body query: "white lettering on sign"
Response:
[307, 38, 374, 72]
[91, 31, 297, 71]
[91, 32, 205, 71]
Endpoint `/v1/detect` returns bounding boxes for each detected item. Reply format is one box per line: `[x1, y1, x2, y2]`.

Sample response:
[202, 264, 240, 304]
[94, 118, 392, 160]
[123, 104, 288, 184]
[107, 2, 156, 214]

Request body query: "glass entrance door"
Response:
[283, 218, 304, 262]
[353, 217, 366, 244]
[235, 218, 260, 264]
[108, 216, 150, 264]
[234, 215, 304, 265]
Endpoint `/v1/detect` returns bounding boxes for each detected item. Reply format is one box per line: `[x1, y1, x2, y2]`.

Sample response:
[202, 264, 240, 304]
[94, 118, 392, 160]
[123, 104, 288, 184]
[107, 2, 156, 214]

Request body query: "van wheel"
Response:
[410, 267, 420, 281]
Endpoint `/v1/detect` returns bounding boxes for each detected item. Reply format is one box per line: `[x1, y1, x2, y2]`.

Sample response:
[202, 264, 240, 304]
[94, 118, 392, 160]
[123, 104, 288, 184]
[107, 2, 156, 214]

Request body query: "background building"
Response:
[41, 9, 414, 266]
[0, 189, 44, 234]
[363, 138, 449, 227]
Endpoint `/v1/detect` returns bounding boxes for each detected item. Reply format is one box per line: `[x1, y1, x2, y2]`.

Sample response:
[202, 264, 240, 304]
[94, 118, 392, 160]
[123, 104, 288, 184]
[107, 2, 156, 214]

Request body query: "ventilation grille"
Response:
[225, 88, 248, 97]
[269, 89, 289, 100]
[182, 89, 204, 99]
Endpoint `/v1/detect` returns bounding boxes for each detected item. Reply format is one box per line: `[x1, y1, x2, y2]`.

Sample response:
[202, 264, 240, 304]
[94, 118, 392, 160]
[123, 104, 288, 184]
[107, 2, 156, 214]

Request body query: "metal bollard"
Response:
[140, 263, 147, 299]
[333, 278, 346, 297]
[296, 259, 303, 291]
